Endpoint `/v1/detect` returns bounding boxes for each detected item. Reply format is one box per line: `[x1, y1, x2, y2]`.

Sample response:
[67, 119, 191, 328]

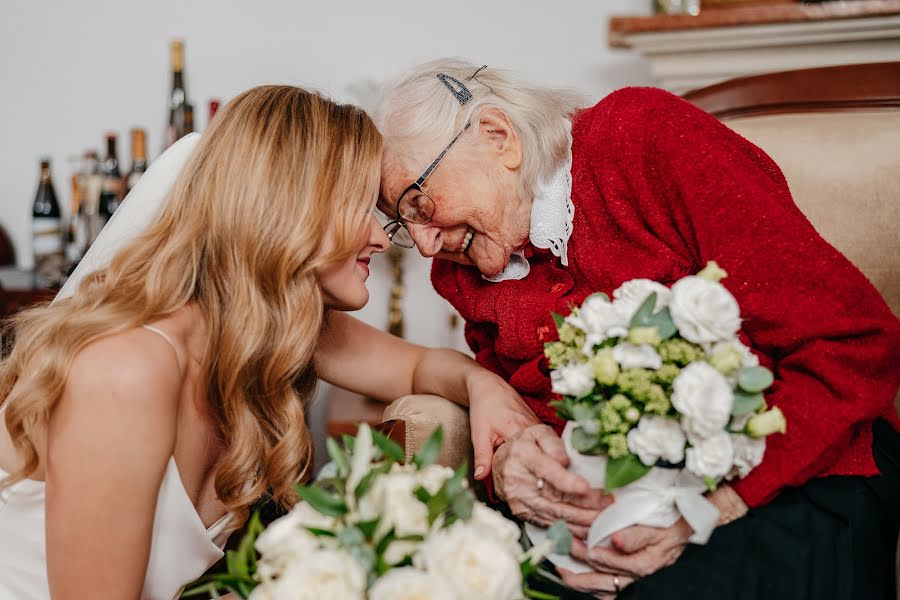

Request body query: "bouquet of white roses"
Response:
[184, 425, 572, 600]
[533, 262, 786, 558]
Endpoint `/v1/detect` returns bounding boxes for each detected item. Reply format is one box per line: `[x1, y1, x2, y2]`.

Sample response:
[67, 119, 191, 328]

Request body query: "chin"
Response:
[324, 288, 369, 312]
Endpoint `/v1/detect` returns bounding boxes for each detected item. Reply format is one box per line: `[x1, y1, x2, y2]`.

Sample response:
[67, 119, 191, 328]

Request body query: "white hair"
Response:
[375, 58, 586, 200]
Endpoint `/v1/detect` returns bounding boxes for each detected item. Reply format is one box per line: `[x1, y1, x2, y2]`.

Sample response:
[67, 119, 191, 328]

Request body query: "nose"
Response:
[368, 215, 390, 254]
[405, 222, 443, 257]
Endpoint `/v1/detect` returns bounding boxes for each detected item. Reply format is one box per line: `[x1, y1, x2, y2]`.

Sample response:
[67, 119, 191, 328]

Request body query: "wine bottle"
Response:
[125, 128, 148, 196]
[81, 150, 103, 249]
[97, 133, 121, 230]
[65, 171, 83, 269]
[164, 40, 191, 149]
[32, 158, 65, 285]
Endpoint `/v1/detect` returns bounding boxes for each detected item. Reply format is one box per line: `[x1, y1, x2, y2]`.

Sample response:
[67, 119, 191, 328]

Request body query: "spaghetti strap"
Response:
[141, 324, 179, 355]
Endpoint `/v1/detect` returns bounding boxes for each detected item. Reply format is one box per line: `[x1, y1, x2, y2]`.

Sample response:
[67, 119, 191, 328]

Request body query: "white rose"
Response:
[470, 504, 523, 557]
[613, 279, 673, 321]
[273, 548, 366, 600]
[671, 362, 733, 441]
[254, 508, 322, 581]
[685, 432, 734, 480]
[626, 416, 686, 466]
[368, 567, 454, 600]
[612, 342, 663, 370]
[566, 295, 629, 351]
[248, 583, 276, 600]
[669, 276, 741, 344]
[416, 521, 522, 600]
[728, 434, 766, 479]
[358, 466, 430, 564]
[417, 464, 455, 496]
[550, 361, 595, 397]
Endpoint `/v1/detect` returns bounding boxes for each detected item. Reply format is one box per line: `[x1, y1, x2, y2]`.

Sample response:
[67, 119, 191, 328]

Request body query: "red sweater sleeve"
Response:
[596, 89, 900, 507]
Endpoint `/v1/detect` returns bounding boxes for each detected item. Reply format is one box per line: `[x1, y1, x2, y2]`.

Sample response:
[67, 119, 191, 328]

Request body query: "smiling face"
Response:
[379, 108, 533, 278]
[316, 214, 390, 311]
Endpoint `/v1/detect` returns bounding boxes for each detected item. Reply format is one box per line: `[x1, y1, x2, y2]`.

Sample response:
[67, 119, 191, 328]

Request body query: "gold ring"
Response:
[613, 575, 621, 592]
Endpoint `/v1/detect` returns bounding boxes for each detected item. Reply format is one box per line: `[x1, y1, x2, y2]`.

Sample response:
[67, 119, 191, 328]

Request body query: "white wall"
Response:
[0, 0, 653, 350]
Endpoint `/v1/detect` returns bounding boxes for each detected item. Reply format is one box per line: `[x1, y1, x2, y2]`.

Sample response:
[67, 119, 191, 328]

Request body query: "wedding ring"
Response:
[613, 575, 621, 592]
[536, 477, 545, 491]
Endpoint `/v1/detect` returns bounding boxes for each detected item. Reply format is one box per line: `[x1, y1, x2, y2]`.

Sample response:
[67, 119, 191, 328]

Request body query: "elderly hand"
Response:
[559, 484, 749, 596]
[492, 424, 613, 537]
[466, 371, 542, 480]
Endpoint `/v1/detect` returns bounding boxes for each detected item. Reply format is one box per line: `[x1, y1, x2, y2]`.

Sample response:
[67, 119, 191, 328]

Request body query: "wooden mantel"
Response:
[609, 1, 900, 94]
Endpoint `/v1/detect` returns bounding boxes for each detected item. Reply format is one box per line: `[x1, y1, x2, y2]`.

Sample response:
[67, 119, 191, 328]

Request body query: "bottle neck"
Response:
[171, 70, 186, 105]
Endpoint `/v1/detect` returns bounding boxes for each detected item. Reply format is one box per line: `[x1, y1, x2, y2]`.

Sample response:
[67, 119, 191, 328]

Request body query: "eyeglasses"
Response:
[381, 121, 471, 248]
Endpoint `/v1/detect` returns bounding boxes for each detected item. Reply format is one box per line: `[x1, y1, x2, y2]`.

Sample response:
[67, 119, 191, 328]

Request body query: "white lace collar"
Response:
[484, 120, 574, 283]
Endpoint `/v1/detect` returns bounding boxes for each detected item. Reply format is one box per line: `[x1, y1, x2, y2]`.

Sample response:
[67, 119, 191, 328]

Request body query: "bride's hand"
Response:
[465, 371, 541, 480]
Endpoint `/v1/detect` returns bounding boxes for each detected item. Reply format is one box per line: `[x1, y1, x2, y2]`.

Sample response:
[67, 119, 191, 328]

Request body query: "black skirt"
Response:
[616, 419, 900, 600]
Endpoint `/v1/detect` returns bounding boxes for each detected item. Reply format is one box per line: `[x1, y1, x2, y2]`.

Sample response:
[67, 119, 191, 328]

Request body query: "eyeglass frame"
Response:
[382, 121, 472, 245]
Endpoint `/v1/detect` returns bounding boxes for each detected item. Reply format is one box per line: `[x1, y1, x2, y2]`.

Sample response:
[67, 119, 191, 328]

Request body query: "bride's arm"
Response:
[45, 331, 181, 600]
[315, 311, 538, 478]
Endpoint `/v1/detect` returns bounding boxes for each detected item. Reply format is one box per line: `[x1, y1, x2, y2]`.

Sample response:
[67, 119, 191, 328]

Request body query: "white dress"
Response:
[0, 325, 232, 600]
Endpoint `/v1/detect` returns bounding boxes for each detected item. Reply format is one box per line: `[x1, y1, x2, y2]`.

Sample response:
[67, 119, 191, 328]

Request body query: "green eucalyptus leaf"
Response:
[646, 307, 677, 340]
[732, 390, 764, 416]
[629, 292, 658, 328]
[372, 429, 405, 463]
[337, 525, 366, 548]
[413, 426, 443, 469]
[571, 426, 602, 455]
[547, 520, 573, 554]
[605, 453, 652, 491]
[296, 485, 348, 518]
[738, 366, 774, 394]
[326, 437, 350, 478]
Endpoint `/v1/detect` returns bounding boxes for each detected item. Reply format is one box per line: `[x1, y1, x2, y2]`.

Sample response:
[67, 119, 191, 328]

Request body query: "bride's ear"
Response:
[477, 107, 522, 170]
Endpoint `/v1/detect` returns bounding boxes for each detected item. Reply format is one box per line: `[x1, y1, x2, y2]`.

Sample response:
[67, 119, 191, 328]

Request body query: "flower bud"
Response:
[747, 406, 787, 438]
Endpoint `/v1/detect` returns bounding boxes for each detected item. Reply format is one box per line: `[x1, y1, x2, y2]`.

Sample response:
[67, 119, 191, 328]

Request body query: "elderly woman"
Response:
[375, 59, 900, 599]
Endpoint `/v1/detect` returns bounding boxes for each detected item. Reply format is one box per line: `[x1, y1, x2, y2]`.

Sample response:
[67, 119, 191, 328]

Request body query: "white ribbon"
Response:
[561, 422, 720, 548]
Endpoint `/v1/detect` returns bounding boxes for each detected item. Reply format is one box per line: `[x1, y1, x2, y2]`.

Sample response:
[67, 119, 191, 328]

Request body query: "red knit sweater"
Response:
[432, 87, 900, 508]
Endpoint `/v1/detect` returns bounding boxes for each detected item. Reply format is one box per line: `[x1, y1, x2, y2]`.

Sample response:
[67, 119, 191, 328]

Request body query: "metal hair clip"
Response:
[436, 73, 472, 105]
[467, 65, 494, 94]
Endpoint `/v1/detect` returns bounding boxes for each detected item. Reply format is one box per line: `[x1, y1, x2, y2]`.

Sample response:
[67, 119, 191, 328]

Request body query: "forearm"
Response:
[411, 348, 496, 407]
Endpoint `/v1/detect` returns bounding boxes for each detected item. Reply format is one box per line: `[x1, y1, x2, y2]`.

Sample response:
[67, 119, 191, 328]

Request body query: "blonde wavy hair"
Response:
[0, 85, 382, 526]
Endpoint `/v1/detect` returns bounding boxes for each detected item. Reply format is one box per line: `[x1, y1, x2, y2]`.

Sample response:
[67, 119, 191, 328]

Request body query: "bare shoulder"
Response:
[63, 327, 184, 426]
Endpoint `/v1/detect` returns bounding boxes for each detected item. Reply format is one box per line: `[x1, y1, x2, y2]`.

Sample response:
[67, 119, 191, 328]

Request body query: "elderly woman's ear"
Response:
[477, 107, 523, 170]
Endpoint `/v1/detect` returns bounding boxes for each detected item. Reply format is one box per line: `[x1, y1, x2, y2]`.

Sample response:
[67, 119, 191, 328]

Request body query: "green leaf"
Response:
[306, 527, 337, 537]
[374, 528, 396, 556]
[225, 548, 249, 579]
[605, 453, 652, 491]
[296, 485, 348, 518]
[732, 390, 764, 416]
[629, 292, 658, 328]
[326, 437, 350, 478]
[357, 519, 380, 541]
[547, 520, 573, 554]
[412, 425, 443, 469]
[236, 510, 263, 575]
[451, 492, 474, 520]
[738, 366, 774, 393]
[551, 312, 566, 329]
[341, 434, 356, 453]
[414, 485, 432, 503]
[372, 429, 405, 463]
[704, 476, 718, 492]
[354, 469, 378, 500]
